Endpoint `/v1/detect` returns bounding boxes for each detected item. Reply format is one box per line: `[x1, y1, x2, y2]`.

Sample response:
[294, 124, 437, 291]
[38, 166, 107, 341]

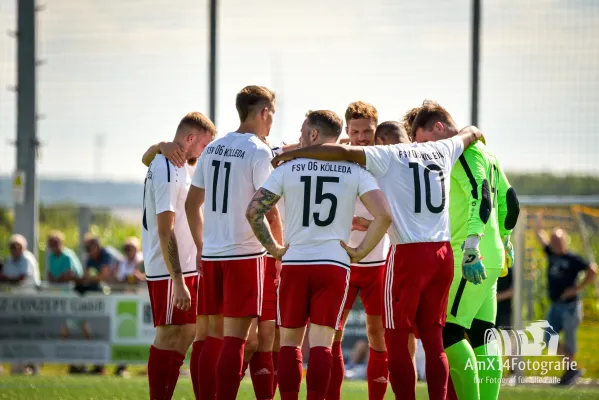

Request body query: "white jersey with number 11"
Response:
[192, 132, 273, 260]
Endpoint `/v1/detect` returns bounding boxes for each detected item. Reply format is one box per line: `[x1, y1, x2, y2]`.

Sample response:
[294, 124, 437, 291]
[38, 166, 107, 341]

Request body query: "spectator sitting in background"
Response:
[536, 211, 598, 385]
[75, 234, 113, 294]
[47, 231, 83, 283]
[74, 234, 115, 376]
[0, 234, 40, 288]
[1, 234, 41, 376]
[115, 237, 144, 285]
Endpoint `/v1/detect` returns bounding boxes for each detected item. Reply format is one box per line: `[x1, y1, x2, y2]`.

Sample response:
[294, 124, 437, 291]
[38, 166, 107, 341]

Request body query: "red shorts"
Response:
[278, 264, 350, 330]
[383, 242, 453, 332]
[196, 274, 206, 316]
[147, 275, 197, 327]
[344, 265, 385, 315]
[260, 256, 278, 322]
[202, 256, 265, 318]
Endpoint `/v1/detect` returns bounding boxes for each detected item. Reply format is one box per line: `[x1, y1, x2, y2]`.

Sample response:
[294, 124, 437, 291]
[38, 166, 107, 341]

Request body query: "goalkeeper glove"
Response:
[501, 235, 514, 277]
[461, 235, 487, 285]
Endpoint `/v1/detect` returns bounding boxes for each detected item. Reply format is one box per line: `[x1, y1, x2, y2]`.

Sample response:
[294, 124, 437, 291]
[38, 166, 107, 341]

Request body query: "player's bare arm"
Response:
[351, 215, 372, 232]
[457, 125, 483, 149]
[341, 189, 392, 264]
[246, 188, 288, 260]
[157, 211, 191, 311]
[266, 206, 284, 246]
[185, 185, 205, 254]
[535, 210, 550, 247]
[271, 144, 366, 168]
[142, 141, 186, 168]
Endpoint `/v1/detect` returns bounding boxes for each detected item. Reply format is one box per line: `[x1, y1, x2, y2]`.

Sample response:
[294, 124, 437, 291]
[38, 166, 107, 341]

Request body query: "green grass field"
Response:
[1, 375, 598, 400]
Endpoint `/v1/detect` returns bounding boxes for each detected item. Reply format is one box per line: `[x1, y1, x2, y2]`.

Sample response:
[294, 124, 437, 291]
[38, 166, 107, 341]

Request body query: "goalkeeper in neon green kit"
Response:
[411, 103, 520, 400]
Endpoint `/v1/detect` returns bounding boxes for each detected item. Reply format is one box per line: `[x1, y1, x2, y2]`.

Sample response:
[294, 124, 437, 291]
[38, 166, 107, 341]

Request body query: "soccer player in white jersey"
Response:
[241, 138, 295, 397]
[271, 107, 482, 400]
[141, 112, 215, 400]
[246, 110, 392, 400]
[186, 85, 283, 400]
[322, 101, 389, 400]
[141, 131, 217, 400]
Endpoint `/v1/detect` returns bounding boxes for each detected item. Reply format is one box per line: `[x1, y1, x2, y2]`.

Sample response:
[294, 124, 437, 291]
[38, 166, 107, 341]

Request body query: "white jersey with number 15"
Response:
[363, 136, 464, 245]
[262, 158, 379, 269]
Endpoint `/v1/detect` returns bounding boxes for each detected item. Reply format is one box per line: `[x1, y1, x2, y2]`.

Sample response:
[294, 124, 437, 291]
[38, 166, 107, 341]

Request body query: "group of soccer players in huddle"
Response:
[140, 85, 520, 400]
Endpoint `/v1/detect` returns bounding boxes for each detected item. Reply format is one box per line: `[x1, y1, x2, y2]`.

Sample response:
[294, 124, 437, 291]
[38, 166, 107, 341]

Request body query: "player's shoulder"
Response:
[149, 154, 176, 183]
[462, 139, 490, 161]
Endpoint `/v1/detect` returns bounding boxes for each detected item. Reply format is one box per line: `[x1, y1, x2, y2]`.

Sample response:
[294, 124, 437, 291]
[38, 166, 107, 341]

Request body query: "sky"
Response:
[0, 0, 598, 182]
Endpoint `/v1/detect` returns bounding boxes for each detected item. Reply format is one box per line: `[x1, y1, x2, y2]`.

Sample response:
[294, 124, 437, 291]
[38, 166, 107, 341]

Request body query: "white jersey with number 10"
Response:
[262, 158, 379, 269]
[363, 136, 464, 245]
[192, 132, 273, 260]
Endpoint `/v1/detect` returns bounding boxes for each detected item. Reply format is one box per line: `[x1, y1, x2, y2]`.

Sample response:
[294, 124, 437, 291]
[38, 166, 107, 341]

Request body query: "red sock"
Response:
[367, 348, 389, 400]
[420, 326, 448, 400]
[385, 328, 416, 400]
[306, 346, 333, 400]
[191, 341, 204, 399]
[167, 351, 185, 399]
[199, 336, 223, 400]
[250, 351, 274, 399]
[325, 341, 343, 400]
[278, 346, 302, 400]
[241, 360, 250, 381]
[272, 351, 279, 395]
[216, 336, 246, 400]
[148, 345, 184, 400]
[447, 374, 458, 400]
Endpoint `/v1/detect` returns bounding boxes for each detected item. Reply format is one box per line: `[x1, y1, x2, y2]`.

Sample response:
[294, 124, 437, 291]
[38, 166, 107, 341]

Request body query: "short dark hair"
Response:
[411, 100, 455, 135]
[235, 85, 276, 122]
[305, 110, 344, 140]
[177, 112, 217, 138]
[375, 121, 409, 144]
[345, 101, 378, 126]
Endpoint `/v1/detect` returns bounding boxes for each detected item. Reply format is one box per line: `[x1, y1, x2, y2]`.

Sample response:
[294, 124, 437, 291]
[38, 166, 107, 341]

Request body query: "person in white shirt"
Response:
[186, 85, 283, 400]
[246, 110, 392, 400]
[0, 234, 39, 288]
[115, 237, 144, 284]
[271, 105, 482, 400]
[141, 112, 215, 400]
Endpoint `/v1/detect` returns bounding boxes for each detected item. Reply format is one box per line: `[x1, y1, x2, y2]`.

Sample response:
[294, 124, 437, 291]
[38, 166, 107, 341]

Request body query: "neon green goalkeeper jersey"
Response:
[449, 139, 518, 269]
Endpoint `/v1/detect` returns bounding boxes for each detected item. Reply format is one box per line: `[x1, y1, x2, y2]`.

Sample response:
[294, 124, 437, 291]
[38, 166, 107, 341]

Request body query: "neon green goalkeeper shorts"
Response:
[445, 267, 502, 329]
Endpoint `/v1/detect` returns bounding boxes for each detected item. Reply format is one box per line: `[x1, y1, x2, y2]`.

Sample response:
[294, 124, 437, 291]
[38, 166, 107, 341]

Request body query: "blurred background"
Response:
[0, 0, 598, 390]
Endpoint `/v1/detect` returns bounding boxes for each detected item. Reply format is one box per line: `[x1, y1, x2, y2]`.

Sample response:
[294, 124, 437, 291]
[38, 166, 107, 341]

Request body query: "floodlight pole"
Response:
[209, 0, 217, 125]
[471, 0, 481, 126]
[14, 0, 40, 258]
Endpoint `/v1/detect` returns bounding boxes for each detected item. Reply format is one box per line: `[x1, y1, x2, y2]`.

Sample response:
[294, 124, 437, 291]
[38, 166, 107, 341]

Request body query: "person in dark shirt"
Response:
[73, 234, 115, 376]
[496, 268, 513, 330]
[536, 211, 597, 385]
[75, 234, 114, 294]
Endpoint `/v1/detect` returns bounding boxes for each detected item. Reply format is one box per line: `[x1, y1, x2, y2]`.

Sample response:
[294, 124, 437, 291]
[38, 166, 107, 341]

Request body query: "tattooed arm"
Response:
[157, 210, 191, 310]
[157, 211, 183, 278]
[246, 188, 288, 260]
